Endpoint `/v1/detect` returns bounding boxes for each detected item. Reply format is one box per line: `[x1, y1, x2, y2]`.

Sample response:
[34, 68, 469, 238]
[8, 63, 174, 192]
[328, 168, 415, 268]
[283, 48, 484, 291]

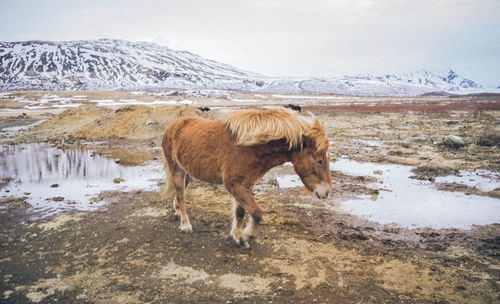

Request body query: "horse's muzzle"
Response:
[314, 184, 331, 199]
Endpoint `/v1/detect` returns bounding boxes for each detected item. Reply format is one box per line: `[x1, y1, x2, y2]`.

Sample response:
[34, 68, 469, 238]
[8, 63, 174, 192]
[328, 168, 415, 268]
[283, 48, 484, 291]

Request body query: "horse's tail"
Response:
[161, 128, 176, 200]
[162, 155, 176, 200]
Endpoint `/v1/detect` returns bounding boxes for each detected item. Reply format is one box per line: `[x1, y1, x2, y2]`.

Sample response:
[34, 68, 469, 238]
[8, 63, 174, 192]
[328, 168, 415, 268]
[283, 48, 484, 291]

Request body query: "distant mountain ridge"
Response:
[0, 39, 487, 96]
[0, 39, 261, 91]
[380, 70, 483, 92]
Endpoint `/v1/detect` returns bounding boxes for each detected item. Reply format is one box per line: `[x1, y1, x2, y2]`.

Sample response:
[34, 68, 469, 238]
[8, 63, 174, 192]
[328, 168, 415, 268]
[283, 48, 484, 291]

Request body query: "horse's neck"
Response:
[256, 140, 292, 171]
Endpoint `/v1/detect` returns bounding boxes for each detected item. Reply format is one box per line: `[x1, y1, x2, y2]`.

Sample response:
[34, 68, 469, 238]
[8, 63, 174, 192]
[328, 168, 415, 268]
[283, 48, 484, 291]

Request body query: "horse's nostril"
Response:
[325, 191, 329, 198]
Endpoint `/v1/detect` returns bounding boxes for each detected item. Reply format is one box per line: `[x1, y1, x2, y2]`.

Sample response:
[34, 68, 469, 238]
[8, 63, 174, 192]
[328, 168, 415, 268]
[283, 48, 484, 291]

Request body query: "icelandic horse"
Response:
[161, 108, 332, 248]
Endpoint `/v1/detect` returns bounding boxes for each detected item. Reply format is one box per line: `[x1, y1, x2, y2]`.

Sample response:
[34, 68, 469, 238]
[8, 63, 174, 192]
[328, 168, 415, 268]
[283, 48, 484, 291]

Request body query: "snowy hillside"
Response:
[380, 70, 483, 93]
[0, 39, 263, 91]
[0, 39, 486, 96]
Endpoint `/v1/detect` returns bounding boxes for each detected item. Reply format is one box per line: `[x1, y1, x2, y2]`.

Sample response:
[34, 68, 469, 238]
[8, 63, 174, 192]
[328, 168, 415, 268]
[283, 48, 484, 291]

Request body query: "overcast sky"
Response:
[1, 0, 499, 87]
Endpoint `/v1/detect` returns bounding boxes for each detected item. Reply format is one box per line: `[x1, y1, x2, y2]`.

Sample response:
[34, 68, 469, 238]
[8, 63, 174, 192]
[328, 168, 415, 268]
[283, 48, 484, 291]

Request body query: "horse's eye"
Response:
[315, 159, 322, 165]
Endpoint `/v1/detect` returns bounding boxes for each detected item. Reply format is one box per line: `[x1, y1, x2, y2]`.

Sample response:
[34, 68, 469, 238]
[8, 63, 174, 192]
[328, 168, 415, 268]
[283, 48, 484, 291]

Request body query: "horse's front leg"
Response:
[227, 185, 262, 249]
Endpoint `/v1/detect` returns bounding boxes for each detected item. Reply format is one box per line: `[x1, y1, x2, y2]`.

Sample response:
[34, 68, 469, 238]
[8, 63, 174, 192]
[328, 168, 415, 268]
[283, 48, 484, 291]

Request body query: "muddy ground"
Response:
[0, 92, 499, 303]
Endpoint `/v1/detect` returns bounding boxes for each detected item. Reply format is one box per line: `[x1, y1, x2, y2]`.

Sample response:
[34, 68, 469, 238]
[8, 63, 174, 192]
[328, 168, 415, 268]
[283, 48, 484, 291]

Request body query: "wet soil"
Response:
[1, 92, 499, 303]
[1, 182, 499, 303]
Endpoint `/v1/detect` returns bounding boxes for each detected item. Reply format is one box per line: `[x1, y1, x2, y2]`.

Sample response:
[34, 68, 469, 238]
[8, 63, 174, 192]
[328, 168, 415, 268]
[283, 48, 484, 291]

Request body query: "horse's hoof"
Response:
[231, 234, 242, 246]
[239, 237, 250, 249]
[242, 226, 257, 239]
[174, 211, 181, 220]
[230, 229, 241, 241]
[180, 224, 193, 233]
[243, 234, 256, 240]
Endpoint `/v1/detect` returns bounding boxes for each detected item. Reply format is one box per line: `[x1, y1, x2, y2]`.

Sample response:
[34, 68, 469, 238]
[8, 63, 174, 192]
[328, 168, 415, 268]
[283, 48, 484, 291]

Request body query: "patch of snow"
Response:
[276, 174, 304, 188]
[89, 99, 115, 103]
[52, 103, 82, 108]
[271, 94, 350, 100]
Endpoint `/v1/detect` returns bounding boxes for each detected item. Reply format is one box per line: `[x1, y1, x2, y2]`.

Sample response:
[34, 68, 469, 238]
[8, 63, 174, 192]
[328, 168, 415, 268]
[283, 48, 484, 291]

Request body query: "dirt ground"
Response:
[0, 92, 499, 303]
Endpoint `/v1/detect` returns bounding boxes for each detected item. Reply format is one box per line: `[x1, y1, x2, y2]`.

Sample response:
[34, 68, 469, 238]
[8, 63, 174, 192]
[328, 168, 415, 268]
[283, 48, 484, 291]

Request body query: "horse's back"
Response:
[162, 117, 230, 183]
[163, 117, 227, 144]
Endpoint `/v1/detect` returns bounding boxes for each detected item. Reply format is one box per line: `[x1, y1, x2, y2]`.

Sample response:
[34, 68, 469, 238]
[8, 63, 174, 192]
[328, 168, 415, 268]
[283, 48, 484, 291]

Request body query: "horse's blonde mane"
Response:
[217, 108, 329, 151]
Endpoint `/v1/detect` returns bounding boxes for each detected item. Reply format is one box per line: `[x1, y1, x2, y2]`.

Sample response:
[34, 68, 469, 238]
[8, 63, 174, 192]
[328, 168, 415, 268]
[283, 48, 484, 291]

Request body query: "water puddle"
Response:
[330, 159, 500, 229]
[434, 169, 500, 192]
[275, 159, 499, 229]
[0, 143, 163, 218]
[0, 120, 46, 139]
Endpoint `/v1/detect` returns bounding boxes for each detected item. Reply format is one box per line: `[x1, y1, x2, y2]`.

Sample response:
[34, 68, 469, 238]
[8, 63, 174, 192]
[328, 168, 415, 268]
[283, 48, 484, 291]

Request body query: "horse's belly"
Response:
[183, 160, 223, 184]
[176, 144, 223, 184]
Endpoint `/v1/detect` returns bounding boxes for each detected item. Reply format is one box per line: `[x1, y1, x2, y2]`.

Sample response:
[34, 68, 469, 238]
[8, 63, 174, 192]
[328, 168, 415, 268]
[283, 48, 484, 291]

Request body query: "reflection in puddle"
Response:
[0, 143, 162, 218]
[331, 158, 500, 229]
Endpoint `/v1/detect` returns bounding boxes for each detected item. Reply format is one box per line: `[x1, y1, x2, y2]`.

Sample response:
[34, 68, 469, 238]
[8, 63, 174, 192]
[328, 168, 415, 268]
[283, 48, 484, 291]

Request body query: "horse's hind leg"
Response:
[172, 166, 192, 232]
[172, 175, 190, 220]
[230, 198, 245, 243]
[172, 196, 180, 218]
[242, 213, 258, 242]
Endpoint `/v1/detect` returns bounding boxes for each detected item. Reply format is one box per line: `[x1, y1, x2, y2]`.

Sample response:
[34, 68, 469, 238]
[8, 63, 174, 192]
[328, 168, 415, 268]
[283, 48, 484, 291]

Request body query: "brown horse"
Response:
[161, 108, 332, 248]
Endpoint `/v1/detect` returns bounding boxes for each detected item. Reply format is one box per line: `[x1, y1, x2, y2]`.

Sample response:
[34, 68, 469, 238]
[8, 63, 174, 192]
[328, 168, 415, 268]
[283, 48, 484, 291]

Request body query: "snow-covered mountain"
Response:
[0, 39, 486, 96]
[0, 39, 263, 91]
[380, 70, 483, 92]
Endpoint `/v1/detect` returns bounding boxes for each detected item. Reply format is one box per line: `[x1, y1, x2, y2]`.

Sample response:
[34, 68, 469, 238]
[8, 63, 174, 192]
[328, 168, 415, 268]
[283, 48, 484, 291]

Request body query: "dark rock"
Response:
[477, 133, 500, 147]
[410, 165, 459, 181]
[442, 135, 465, 149]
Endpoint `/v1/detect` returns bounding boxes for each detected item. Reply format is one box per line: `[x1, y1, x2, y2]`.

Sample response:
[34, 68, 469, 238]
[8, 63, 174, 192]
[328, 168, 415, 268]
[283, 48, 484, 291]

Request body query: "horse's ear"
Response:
[313, 118, 321, 127]
[303, 118, 328, 153]
[303, 111, 320, 126]
[304, 117, 321, 136]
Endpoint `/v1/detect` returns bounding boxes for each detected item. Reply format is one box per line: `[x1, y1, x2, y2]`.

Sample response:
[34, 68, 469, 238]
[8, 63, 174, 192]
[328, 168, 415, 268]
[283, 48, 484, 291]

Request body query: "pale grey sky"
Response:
[1, 0, 499, 87]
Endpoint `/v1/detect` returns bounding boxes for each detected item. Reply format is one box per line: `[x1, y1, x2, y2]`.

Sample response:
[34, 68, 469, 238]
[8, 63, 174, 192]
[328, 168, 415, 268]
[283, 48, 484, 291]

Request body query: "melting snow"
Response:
[276, 175, 304, 188]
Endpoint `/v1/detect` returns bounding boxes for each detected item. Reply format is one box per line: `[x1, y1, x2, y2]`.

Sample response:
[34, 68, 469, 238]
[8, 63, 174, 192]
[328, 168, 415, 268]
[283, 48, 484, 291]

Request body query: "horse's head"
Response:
[290, 118, 332, 199]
